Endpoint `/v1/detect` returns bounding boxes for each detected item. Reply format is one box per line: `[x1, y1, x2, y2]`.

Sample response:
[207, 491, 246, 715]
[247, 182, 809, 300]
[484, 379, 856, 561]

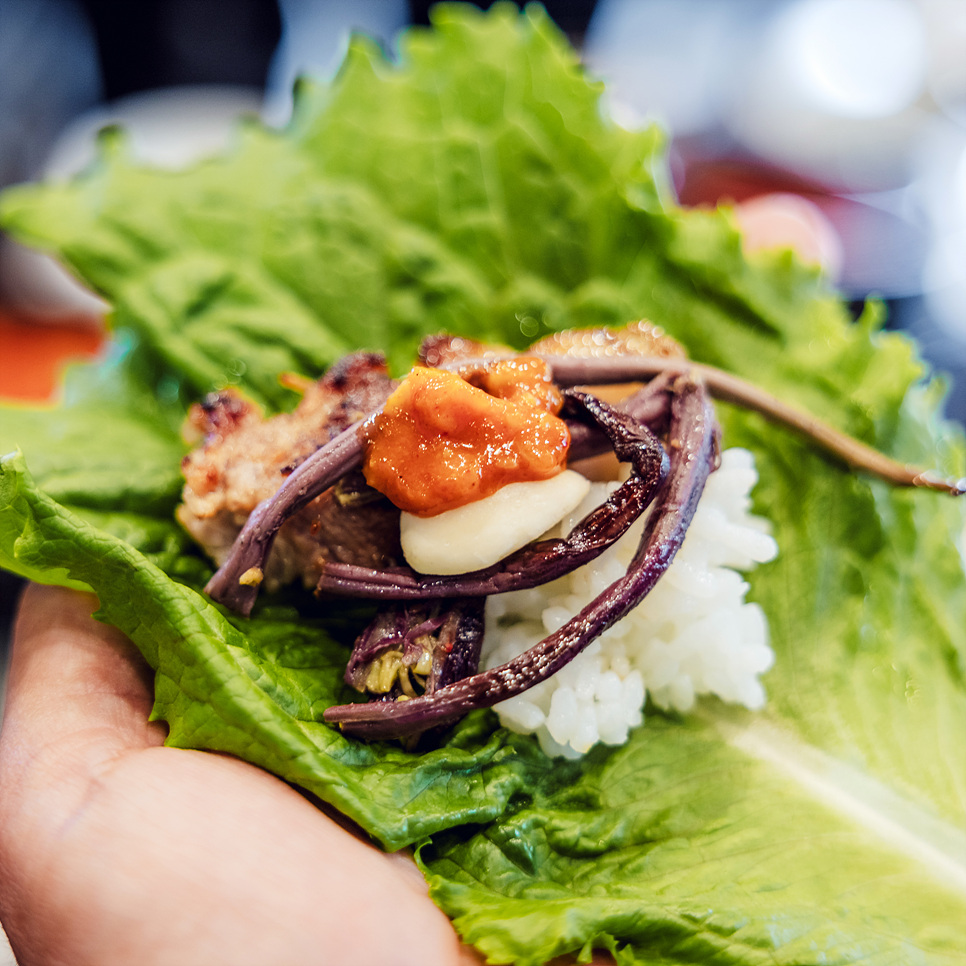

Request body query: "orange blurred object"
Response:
[0, 312, 104, 402]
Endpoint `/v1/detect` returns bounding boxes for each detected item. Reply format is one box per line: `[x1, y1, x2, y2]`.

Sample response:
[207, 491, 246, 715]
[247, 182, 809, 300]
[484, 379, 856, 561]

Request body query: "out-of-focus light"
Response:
[732, 193, 844, 281]
[725, 0, 931, 190]
[921, 0, 966, 126]
[924, 229, 966, 347]
[584, 0, 744, 135]
[921, 137, 966, 350]
[777, 0, 927, 119]
[956, 142, 966, 220]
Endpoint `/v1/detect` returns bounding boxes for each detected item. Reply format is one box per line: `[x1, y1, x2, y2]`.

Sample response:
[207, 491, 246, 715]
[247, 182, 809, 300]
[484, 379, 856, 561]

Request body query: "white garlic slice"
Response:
[400, 470, 591, 575]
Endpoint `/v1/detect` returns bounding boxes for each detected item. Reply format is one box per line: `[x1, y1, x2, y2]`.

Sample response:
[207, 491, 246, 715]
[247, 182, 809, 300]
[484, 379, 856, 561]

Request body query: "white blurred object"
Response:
[1, 85, 261, 321]
[921, 0, 966, 126]
[725, 0, 930, 191]
[0, 240, 108, 321]
[918, 123, 966, 356]
[923, 227, 966, 353]
[264, 0, 408, 126]
[781, 0, 926, 118]
[44, 85, 262, 177]
[584, 0, 751, 134]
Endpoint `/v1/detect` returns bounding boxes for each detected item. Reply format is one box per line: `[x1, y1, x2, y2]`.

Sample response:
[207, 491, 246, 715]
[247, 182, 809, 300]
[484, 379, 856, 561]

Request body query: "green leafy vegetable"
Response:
[2, 4, 966, 963]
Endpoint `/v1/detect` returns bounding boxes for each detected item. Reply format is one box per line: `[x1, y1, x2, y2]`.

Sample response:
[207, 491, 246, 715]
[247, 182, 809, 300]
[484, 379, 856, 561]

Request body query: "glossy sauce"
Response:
[363, 357, 569, 516]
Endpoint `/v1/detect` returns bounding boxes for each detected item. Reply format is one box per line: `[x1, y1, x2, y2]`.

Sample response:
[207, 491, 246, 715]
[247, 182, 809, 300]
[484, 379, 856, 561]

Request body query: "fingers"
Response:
[0, 586, 605, 965]
[3, 719, 484, 965]
[0, 585, 162, 963]
[0, 583, 165, 836]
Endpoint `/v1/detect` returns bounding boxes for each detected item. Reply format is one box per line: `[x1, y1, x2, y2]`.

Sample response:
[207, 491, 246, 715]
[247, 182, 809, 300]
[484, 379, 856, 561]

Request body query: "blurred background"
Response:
[1, 1, 965, 958]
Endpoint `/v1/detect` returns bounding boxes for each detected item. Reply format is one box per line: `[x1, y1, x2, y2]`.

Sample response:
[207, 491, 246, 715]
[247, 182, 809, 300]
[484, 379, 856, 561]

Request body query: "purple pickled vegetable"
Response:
[345, 598, 485, 700]
[541, 354, 966, 495]
[566, 374, 674, 460]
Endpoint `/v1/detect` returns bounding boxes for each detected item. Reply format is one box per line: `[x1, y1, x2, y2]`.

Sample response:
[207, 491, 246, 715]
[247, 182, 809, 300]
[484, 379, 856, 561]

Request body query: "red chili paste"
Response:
[363, 357, 569, 516]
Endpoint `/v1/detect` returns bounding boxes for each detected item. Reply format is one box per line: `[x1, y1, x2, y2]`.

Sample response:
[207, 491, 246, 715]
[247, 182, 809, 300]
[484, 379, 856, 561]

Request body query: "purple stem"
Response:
[542, 354, 966, 495]
[323, 375, 718, 740]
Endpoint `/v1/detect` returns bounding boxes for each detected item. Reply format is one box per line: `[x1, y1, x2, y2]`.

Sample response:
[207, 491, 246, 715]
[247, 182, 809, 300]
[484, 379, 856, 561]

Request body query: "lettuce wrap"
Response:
[2, 5, 966, 964]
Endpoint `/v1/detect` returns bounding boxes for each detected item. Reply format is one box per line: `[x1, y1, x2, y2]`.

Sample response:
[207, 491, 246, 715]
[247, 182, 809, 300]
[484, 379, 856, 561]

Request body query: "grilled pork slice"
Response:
[178, 352, 400, 592]
[529, 319, 685, 359]
[416, 321, 684, 370]
[417, 334, 508, 368]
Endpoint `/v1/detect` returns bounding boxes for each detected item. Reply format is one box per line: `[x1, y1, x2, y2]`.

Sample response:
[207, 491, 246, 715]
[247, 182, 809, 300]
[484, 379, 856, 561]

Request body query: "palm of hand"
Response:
[0, 585, 482, 966]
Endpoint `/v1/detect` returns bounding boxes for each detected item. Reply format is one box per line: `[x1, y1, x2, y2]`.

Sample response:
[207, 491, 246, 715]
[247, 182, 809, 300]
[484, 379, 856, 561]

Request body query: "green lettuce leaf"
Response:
[2, 4, 966, 963]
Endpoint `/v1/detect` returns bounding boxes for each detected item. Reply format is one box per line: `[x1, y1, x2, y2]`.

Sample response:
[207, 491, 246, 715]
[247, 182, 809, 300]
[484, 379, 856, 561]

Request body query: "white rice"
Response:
[479, 448, 778, 758]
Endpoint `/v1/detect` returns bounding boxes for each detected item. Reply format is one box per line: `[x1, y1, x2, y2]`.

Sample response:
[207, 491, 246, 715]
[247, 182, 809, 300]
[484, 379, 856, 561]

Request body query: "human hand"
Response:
[0, 584, 484, 966]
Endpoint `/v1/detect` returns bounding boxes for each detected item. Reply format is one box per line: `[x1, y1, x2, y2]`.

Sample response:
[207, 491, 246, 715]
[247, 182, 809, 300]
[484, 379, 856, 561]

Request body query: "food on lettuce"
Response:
[195, 321, 961, 744]
[3, 6, 966, 963]
[178, 351, 397, 593]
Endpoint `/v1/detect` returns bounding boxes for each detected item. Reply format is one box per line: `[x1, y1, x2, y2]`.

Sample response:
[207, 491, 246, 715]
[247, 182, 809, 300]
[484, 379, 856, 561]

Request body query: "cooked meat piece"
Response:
[178, 352, 400, 591]
[530, 319, 685, 359]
